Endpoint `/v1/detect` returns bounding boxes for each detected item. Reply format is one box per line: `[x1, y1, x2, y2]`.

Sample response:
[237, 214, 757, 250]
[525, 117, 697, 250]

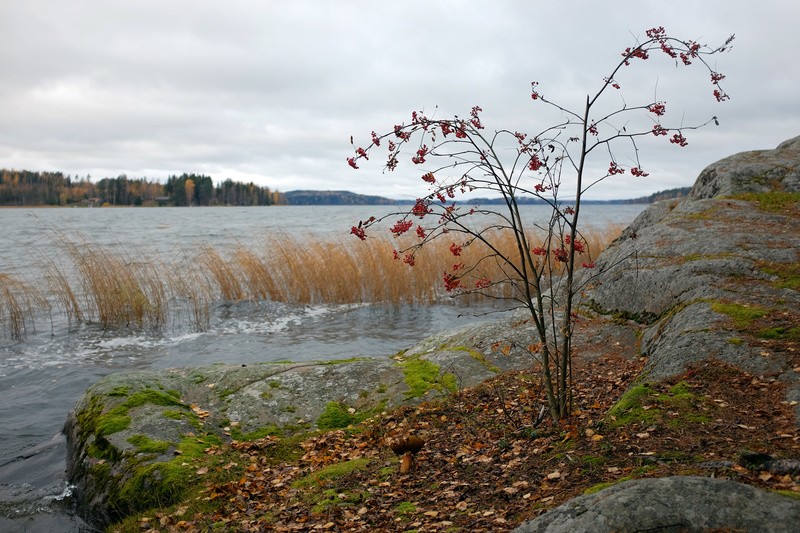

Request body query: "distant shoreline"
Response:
[0, 200, 655, 208]
[0, 199, 657, 208]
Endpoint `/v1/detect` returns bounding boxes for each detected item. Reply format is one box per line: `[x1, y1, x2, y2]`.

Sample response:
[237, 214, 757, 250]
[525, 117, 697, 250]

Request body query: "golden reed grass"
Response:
[0, 273, 49, 339]
[1, 224, 623, 334]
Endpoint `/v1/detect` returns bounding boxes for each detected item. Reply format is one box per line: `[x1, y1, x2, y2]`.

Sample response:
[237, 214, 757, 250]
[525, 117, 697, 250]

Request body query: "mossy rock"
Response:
[606, 381, 711, 428]
[66, 342, 524, 529]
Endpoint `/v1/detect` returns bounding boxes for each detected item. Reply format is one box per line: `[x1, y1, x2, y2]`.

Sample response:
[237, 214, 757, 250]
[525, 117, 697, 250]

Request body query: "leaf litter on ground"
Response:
[128, 317, 800, 532]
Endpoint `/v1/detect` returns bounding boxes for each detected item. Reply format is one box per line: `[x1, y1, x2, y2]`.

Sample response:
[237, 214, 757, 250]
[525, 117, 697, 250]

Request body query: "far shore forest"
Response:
[0, 169, 281, 207]
[0, 168, 690, 207]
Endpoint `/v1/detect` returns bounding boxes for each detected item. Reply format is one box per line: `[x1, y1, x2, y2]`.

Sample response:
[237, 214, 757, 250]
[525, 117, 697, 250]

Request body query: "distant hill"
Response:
[283, 190, 396, 205]
[589, 187, 692, 205]
[283, 187, 691, 206]
[469, 187, 692, 205]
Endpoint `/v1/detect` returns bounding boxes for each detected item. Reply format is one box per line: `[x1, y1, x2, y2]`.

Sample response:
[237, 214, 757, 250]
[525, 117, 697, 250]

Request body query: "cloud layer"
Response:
[1, 1, 797, 200]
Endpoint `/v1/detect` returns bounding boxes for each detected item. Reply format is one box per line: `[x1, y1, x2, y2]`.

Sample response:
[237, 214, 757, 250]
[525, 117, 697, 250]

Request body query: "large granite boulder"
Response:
[579, 136, 800, 415]
[512, 476, 800, 533]
[688, 134, 800, 200]
[517, 136, 800, 532]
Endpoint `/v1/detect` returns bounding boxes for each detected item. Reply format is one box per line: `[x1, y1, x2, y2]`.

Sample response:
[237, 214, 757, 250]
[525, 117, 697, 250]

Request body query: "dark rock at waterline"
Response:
[511, 476, 800, 533]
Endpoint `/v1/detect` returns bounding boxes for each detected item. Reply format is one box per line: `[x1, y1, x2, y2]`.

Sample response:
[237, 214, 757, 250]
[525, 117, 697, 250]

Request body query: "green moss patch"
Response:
[96, 407, 133, 437]
[113, 461, 193, 515]
[317, 401, 357, 430]
[682, 252, 734, 263]
[76, 387, 192, 464]
[126, 434, 171, 454]
[730, 191, 800, 212]
[607, 383, 658, 426]
[291, 458, 371, 489]
[441, 344, 501, 373]
[122, 389, 185, 409]
[581, 455, 608, 466]
[104, 432, 225, 522]
[759, 261, 800, 291]
[773, 490, 800, 501]
[758, 326, 800, 341]
[173, 433, 222, 459]
[400, 357, 457, 399]
[316, 400, 386, 430]
[606, 381, 710, 428]
[583, 476, 633, 495]
[710, 301, 767, 329]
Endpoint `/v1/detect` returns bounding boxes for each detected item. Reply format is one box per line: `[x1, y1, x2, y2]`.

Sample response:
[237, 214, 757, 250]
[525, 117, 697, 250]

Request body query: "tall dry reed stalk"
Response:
[199, 245, 246, 302]
[164, 256, 215, 330]
[57, 239, 168, 329]
[216, 223, 622, 306]
[40, 258, 84, 325]
[0, 273, 49, 339]
[10, 223, 622, 336]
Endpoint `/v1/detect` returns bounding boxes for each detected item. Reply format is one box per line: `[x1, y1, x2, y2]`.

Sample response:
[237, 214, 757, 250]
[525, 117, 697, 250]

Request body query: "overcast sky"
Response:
[1, 1, 797, 200]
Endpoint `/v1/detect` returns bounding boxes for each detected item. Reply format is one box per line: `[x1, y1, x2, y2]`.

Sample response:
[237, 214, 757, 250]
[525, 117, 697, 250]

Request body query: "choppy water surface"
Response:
[0, 204, 645, 530]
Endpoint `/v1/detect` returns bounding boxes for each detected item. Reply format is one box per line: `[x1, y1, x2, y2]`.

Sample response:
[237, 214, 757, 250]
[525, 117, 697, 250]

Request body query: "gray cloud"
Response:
[1, 0, 797, 200]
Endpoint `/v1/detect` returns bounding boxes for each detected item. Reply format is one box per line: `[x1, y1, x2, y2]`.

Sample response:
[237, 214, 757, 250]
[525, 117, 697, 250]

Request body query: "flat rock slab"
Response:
[62, 313, 558, 527]
[512, 476, 800, 533]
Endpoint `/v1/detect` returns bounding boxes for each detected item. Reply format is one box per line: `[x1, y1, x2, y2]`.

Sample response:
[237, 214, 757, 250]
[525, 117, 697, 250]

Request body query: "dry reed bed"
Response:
[0, 224, 622, 338]
[0, 272, 50, 339]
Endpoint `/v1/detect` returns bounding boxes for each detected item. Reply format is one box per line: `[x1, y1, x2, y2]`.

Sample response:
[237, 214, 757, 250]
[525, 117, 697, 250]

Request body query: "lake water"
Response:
[0, 203, 645, 531]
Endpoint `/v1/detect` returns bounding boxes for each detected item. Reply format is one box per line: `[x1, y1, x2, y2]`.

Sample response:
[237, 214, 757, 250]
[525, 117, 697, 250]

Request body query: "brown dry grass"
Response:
[2, 224, 623, 334]
[60, 240, 168, 329]
[0, 272, 49, 339]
